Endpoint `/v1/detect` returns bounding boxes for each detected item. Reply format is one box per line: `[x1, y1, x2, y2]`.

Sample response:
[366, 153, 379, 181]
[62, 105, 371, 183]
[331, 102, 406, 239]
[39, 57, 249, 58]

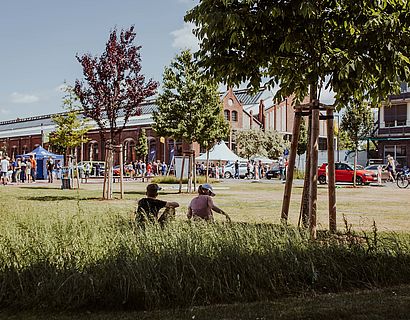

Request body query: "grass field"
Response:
[4, 178, 407, 231]
[0, 179, 410, 318]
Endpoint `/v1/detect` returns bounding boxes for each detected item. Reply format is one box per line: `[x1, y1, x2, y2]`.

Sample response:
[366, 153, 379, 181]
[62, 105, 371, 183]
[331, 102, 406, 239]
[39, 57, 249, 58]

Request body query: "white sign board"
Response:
[174, 156, 190, 179]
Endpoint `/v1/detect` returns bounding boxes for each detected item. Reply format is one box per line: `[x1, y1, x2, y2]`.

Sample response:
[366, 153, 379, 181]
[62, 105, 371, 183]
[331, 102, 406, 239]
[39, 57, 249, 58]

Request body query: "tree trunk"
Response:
[281, 106, 302, 222]
[103, 144, 114, 200]
[309, 91, 320, 239]
[353, 149, 357, 187]
[119, 144, 124, 199]
[299, 107, 312, 229]
[326, 108, 337, 233]
[206, 149, 210, 183]
[193, 150, 196, 192]
[179, 155, 185, 193]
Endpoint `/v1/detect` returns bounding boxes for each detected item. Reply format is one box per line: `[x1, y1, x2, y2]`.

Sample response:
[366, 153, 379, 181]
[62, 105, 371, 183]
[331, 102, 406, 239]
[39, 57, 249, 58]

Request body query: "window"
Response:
[232, 111, 238, 122]
[384, 145, 407, 167]
[384, 104, 407, 127]
[318, 137, 327, 150]
[224, 110, 230, 121]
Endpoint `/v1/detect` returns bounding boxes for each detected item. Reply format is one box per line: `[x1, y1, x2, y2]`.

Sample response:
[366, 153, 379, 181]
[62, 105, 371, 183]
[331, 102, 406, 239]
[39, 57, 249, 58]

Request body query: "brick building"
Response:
[0, 88, 330, 166]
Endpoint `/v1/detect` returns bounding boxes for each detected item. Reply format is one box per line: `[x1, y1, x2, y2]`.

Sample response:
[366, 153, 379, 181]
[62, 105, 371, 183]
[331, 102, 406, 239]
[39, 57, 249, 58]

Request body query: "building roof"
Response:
[0, 100, 158, 134]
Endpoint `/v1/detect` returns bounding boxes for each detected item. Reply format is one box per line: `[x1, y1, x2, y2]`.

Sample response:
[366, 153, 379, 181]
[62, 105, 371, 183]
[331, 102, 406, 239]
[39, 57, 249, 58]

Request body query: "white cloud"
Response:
[10, 92, 40, 104]
[171, 23, 199, 51]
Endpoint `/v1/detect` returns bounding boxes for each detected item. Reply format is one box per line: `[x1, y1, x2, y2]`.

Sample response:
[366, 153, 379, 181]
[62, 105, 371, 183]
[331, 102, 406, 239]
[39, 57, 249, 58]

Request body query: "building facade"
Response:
[0, 88, 331, 166]
[372, 83, 410, 166]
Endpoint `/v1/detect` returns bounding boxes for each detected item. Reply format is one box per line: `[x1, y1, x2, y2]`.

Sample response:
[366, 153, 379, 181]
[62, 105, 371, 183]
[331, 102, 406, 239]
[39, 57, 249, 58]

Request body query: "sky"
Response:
[0, 0, 200, 121]
[0, 0, 335, 122]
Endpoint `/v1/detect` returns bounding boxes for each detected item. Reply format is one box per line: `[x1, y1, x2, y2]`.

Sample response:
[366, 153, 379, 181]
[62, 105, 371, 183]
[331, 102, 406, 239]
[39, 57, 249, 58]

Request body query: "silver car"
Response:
[223, 162, 254, 179]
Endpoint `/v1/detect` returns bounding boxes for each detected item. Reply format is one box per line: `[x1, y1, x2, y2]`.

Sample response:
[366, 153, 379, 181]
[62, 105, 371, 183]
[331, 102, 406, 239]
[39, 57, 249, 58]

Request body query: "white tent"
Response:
[196, 141, 246, 162]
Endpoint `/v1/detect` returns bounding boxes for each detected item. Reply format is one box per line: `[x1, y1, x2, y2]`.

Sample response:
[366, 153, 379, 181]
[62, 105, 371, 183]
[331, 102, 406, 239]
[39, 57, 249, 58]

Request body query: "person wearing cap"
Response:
[136, 183, 179, 226]
[187, 184, 231, 222]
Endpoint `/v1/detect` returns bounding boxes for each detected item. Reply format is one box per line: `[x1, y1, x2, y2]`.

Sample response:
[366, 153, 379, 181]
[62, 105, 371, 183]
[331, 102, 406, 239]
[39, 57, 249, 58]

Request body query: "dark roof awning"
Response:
[368, 136, 410, 141]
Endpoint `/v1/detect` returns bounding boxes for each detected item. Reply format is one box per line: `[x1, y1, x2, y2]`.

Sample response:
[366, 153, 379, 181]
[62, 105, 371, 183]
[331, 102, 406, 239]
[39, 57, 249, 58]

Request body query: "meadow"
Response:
[0, 179, 410, 316]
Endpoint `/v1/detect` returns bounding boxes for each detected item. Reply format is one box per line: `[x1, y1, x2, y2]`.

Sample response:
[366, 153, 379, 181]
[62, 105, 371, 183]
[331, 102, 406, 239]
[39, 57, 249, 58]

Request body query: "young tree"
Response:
[236, 129, 288, 160]
[236, 129, 265, 159]
[263, 130, 289, 160]
[186, 0, 410, 237]
[153, 49, 229, 192]
[340, 102, 374, 187]
[49, 86, 90, 163]
[135, 128, 148, 161]
[74, 26, 158, 199]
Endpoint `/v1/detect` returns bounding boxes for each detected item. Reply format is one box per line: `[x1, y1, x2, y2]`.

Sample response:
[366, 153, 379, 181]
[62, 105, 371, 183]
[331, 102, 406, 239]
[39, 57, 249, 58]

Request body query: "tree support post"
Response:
[281, 106, 302, 222]
[299, 113, 312, 228]
[118, 144, 124, 200]
[309, 99, 320, 239]
[326, 108, 337, 233]
[179, 155, 185, 193]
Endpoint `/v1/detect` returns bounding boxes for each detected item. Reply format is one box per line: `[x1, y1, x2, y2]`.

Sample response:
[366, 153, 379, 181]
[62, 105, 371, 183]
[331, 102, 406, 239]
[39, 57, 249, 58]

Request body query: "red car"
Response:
[318, 162, 378, 185]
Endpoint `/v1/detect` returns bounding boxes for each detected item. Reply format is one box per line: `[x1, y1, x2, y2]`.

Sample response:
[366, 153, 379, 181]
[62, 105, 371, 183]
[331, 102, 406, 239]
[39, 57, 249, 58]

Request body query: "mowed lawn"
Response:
[1, 178, 409, 232]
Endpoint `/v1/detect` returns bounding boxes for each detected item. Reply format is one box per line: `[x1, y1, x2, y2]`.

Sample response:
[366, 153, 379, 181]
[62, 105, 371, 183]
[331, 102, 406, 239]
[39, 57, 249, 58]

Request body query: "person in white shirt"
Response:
[1, 156, 10, 185]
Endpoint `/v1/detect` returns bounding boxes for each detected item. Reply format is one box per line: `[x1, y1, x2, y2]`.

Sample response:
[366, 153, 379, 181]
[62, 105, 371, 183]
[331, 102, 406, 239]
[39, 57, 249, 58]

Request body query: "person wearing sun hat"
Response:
[136, 183, 179, 227]
[187, 183, 231, 222]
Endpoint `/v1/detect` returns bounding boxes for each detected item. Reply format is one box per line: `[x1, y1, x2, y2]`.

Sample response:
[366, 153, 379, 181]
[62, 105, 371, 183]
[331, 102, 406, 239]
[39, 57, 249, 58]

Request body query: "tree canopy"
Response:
[236, 129, 288, 160]
[340, 102, 374, 150]
[186, 0, 410, 107]
[74, 26, 158, 144]
[49, 86, 90, 157]
[153, 50, 229, 147]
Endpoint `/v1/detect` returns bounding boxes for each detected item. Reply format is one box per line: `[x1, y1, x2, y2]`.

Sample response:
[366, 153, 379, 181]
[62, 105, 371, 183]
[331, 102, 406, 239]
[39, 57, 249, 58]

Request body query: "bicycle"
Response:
[396, 167, 410, 188]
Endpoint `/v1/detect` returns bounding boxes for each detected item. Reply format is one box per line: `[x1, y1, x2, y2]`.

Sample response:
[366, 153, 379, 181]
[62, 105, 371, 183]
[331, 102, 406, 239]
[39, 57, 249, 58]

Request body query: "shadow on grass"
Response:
[121, 191, 179, 196]
[19, 186, 63, 190]
[18, 195, 100, 201]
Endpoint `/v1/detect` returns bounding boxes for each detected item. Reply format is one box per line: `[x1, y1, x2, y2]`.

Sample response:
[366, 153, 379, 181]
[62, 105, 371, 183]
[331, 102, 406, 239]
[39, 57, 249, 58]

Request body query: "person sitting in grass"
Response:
[136, 183, 179, 227]
[187, 183, 231, 222]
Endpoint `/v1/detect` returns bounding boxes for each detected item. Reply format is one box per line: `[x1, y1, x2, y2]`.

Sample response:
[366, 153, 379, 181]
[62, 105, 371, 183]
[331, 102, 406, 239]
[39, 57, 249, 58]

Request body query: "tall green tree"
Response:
[153, 49, 229, 191]
[135, 128, 148, 162]
[186, 0, 410, 236]
[49, 86, 90, 164]
[340, 102, 374, 187]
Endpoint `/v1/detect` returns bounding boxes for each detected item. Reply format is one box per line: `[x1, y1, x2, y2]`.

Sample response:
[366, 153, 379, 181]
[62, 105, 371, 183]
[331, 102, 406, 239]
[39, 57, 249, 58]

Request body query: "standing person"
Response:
[386, 154, 396, 182]
[11, 158, 18, 183]
[215, 162, 220, 180]
[46, 156, 55, 183]
[29, 155, 36, 183]
[187, 184, 231, 222]
[26, 157, 32, 182]
[1, 156, 10, 185]
[84, 162, 91, 182]
[20, 159, 27, 183]
[234, 160, 239, 179]
[246, 161, 252, 179]
[15, 158, 22, 183]
[135, 183, 179, 227]
[161, 161, 167, 176]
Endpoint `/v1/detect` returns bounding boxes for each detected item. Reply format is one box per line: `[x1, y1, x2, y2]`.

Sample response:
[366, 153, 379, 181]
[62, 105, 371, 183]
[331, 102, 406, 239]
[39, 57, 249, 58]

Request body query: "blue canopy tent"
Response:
[19, 146, 64, 180]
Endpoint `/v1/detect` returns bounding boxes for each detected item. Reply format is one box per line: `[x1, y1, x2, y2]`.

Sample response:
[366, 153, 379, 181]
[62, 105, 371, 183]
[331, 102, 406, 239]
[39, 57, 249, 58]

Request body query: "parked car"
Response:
[113, 164, 135, 176]
[265, 164, 281, 179]
[223, 162, 254, 179]
[364, 164, 390, 181]
[318, 162, 378, 185]
[77, 161, 105, 176]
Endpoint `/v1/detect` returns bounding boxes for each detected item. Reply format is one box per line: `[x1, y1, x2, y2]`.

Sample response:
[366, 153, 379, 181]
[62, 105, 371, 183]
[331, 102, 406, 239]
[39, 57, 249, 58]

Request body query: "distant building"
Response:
[0, 88, 331, 164]
[371, 82, 410, 166]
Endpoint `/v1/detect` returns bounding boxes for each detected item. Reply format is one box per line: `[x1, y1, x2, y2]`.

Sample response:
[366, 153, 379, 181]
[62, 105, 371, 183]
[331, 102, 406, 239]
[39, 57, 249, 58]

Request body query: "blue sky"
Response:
[0, 0, 199, 121]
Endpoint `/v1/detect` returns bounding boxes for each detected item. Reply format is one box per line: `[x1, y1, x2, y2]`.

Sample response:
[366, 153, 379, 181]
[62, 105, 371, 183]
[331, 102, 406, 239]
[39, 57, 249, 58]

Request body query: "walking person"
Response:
[187, 184, 231, 222]
[20, 159, 27, 183]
